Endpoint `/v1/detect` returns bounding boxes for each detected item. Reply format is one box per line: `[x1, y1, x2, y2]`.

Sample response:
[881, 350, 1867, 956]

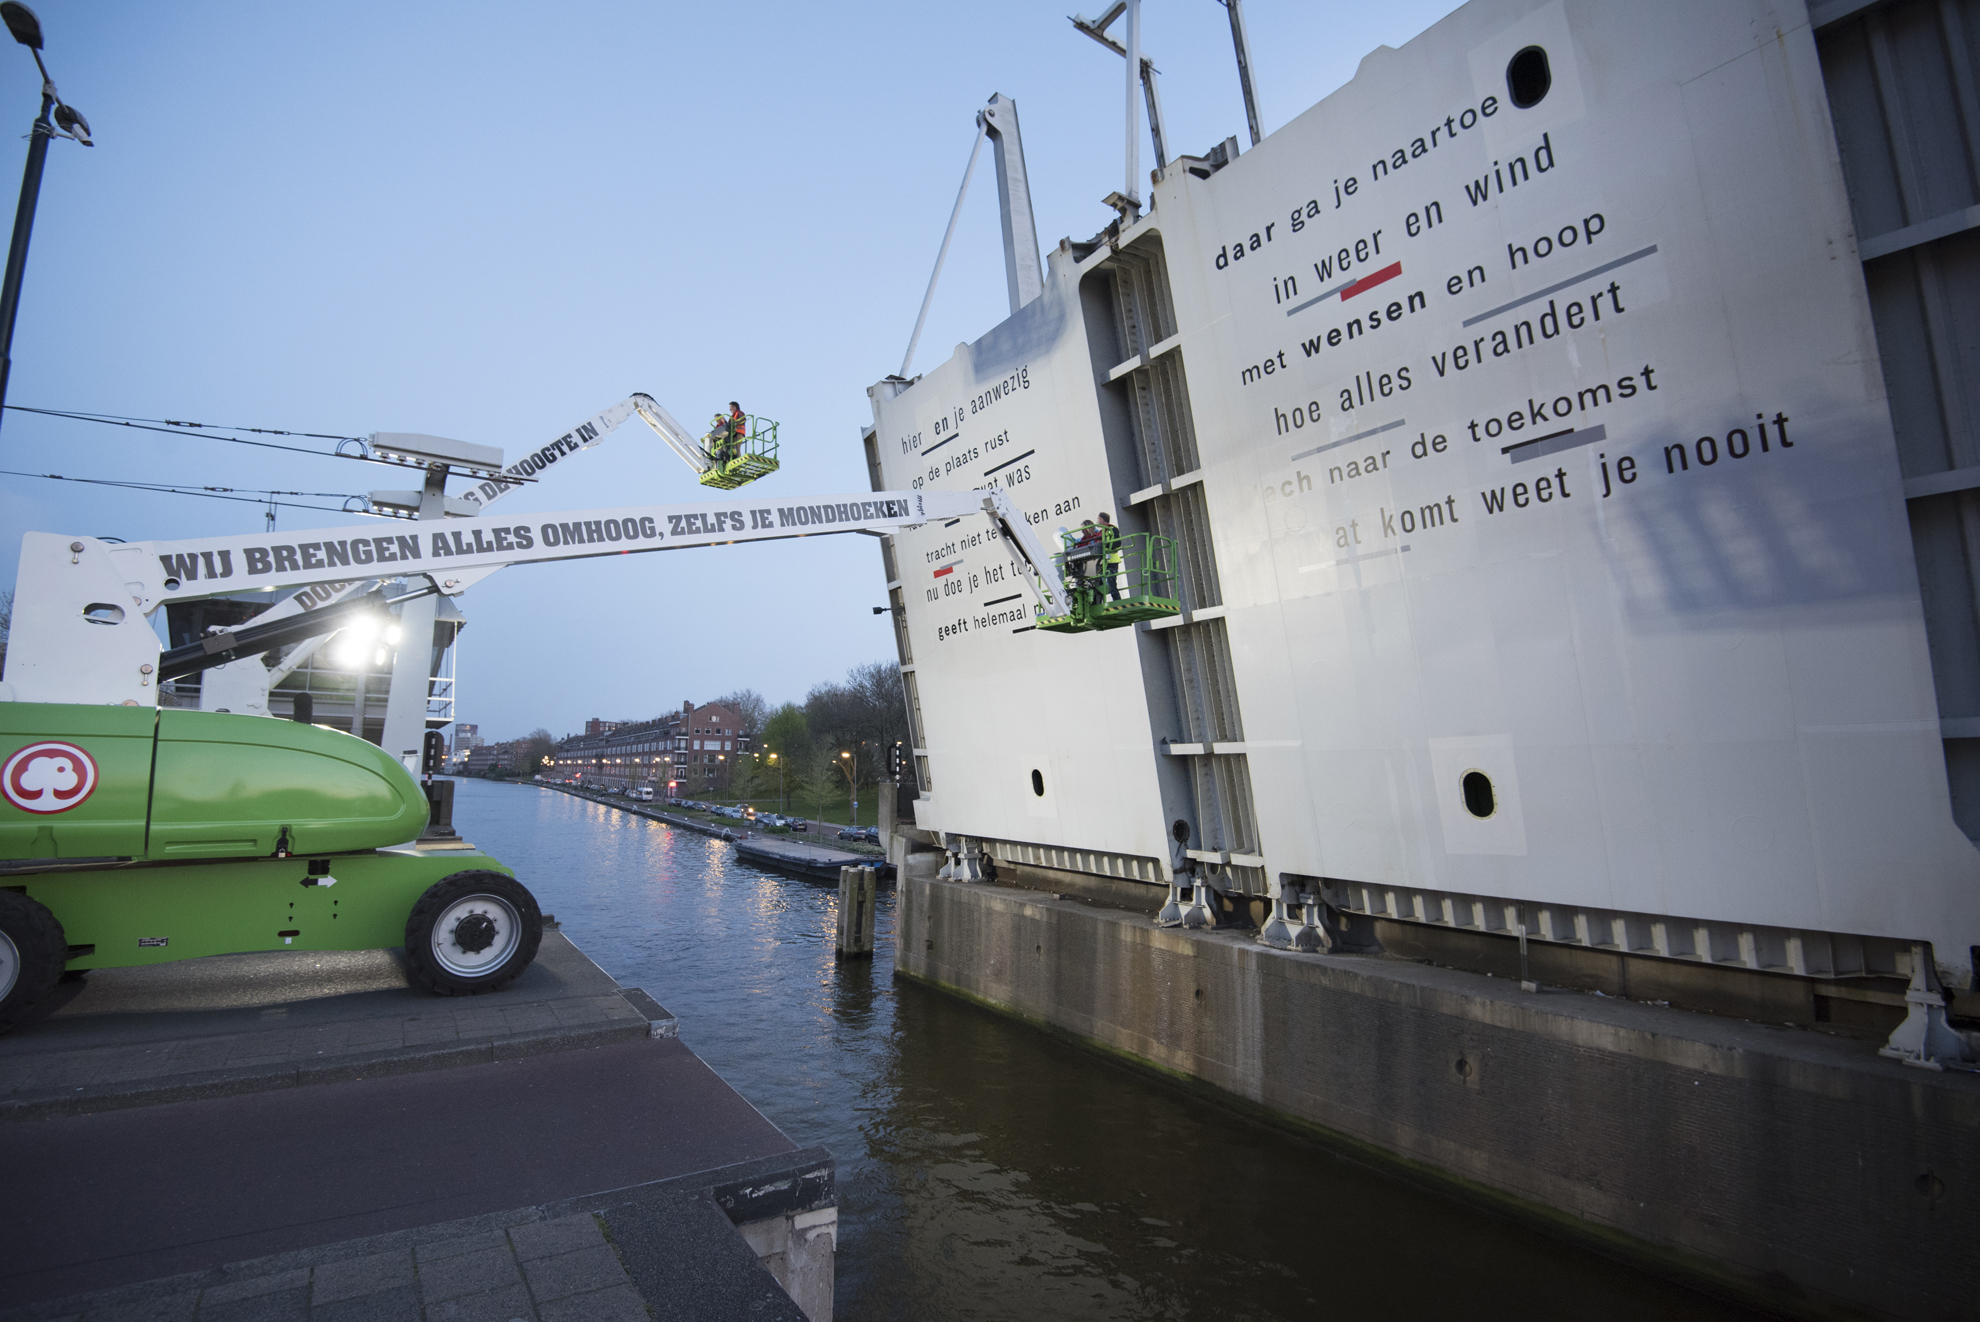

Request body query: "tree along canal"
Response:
[454, 779, 1765, 1320]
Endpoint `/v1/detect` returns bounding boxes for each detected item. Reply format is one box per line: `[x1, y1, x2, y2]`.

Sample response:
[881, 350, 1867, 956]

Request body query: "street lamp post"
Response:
[768, 751, 783, 815]
[0, 2, 88, 430]
[838, 749, 857, 827]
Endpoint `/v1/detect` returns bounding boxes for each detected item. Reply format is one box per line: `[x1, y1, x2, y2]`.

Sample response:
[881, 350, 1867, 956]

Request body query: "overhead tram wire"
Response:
[0, 466, 370, 516]
[2, 404, 383, 464]
[12, 406, 362, 442]
[0, 405, 535, 481]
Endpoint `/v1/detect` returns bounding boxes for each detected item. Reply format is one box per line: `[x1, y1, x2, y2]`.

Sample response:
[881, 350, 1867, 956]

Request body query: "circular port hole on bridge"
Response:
[1461, 770, 1496, 819]
[1455, 1058, 1474, 1078]
[1031, 769, 1045, 797]
[1507, 45, 1551, 109]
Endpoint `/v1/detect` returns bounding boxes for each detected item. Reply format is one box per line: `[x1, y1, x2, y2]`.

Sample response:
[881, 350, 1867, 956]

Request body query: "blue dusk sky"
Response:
[0, 0, 1460, 740]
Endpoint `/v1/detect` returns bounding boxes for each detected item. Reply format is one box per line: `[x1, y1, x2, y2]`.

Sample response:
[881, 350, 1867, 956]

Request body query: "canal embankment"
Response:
[0, 922, 835, 1319]
[538, 781, 749, 841]
[895, 873, 1980, 1322]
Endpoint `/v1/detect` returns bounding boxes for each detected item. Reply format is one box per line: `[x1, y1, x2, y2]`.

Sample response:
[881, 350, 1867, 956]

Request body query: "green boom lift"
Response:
[0, 701, 538, 1033]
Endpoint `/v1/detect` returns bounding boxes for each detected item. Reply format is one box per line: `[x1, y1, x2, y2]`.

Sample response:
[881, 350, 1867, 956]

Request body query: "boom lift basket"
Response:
[698, 415, 781, 490]
[1034, 530, 1180, 633]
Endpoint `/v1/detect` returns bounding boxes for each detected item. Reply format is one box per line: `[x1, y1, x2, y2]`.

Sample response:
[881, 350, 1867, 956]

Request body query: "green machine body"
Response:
[0, 703, 544, 1032]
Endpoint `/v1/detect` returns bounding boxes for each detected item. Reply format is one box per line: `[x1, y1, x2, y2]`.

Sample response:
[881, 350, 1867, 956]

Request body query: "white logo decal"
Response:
[2, 741, 100, 813]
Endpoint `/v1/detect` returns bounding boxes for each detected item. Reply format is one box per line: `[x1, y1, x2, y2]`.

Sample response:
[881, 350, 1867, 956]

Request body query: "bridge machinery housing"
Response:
[865, 0, 1980, 1074]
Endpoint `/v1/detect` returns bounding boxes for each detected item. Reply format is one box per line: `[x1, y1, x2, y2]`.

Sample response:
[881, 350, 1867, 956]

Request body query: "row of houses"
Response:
[455, 701, 749, 793]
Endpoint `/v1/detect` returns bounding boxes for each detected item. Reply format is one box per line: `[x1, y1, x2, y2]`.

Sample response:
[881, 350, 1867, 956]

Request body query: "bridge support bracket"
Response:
[1880, 944, 1979, 1071]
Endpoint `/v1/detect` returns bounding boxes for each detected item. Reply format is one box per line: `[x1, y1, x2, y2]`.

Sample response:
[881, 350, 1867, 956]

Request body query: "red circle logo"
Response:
[2, 742, 99, 814]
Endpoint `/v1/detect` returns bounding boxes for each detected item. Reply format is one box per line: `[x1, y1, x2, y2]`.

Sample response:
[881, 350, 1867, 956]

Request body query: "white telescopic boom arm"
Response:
[196, 395, 718, 716]
[5, 486, 1067, 707]
[454, 394, 709, 514]
[204, 394, 704, 711]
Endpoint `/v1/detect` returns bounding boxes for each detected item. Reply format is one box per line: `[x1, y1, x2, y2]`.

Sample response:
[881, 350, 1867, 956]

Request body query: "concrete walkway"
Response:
[0, 928, 834, 1319]
[0, 930, 656, 1120]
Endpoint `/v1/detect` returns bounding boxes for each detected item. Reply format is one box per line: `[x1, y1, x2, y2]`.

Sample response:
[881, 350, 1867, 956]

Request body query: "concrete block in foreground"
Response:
[0, 1147, 836, 1322]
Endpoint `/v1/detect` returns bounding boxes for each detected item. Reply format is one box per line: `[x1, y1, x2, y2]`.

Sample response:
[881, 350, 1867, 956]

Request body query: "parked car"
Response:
[787, 818, 810, 833]
[837, 826, 862, 841]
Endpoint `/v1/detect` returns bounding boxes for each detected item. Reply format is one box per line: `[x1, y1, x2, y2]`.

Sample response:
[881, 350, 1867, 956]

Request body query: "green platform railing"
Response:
[699, 415, 781, 490]
[1034, 528, 1180, 633]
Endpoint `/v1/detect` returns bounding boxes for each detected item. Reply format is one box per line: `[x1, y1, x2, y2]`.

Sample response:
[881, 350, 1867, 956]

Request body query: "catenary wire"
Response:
[3, 404, 534, 482]
[3, 404, 383, 464]
[0, 467, 368, 515]
[12, 406, 365, 442]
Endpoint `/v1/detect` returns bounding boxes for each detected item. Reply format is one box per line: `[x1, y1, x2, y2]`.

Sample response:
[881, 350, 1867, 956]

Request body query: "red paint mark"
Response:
[1340, 261, 1402, 301]
[933, 565, 954, 578]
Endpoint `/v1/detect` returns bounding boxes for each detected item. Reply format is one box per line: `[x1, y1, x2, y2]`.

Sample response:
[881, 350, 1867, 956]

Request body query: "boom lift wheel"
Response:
[0, 889, 68, 1033]
[404, 870, 543, 996]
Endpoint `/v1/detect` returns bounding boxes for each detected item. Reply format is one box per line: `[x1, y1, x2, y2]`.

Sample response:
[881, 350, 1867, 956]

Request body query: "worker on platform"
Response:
[725, 402, 747, 457]
[1096, 512, 1124, 601]
[706, 402, 747, 469]
[1066, 519, 1103, 599]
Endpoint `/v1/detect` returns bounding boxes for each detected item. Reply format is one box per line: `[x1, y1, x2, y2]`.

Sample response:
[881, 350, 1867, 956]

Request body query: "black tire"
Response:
[0, 889, 67, 1034]
[403, 870, 543, 997]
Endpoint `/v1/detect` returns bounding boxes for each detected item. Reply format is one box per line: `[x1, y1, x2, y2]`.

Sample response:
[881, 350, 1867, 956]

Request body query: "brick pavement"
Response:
[2, 1208, 655, 1322]
[0, 1141, 834, 1322]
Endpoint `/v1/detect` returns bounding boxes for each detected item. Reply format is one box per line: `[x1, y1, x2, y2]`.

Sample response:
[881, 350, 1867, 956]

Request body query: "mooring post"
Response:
[837, 865, 876, 959]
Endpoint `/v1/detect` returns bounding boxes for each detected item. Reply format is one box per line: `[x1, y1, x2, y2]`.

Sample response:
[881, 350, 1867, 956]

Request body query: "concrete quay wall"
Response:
[896, 876, 1979, 1321]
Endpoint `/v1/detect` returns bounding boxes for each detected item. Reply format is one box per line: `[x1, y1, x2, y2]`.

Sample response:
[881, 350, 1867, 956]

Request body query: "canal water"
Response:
[454, 780, 1762, 1320]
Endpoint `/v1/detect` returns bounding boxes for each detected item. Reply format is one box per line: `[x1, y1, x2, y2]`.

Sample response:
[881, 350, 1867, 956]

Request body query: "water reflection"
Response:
[454, 781, 1758, 1320]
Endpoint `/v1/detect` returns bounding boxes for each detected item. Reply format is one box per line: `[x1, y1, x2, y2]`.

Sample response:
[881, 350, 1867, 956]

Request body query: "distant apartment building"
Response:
[676, 701, 744, 795]
[550, 716, 675, 789]
[550, 701, 750, 795]
[447, 723, 484, 773]
[465, 740, 519, 775]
